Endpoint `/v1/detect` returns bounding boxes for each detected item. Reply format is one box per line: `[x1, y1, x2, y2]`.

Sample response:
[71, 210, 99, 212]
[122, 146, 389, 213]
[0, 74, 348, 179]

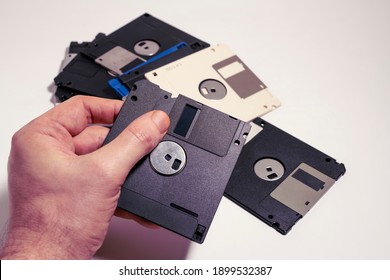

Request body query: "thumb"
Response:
[91, 110, 170, 183]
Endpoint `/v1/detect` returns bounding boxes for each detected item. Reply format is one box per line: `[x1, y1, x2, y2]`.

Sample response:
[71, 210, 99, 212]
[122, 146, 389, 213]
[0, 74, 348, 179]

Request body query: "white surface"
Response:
[0, 0, 389, 260]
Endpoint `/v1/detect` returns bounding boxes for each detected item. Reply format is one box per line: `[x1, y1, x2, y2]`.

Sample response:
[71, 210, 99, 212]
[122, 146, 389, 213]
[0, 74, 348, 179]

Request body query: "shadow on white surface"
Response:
[0, 182, 10, 244]
[95, 216, 191, 260]
[47, 82, 58, 105]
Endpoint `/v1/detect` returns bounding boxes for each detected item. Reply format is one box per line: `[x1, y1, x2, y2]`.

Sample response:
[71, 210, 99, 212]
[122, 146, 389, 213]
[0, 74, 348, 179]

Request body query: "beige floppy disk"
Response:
[144, 44, 281, 121]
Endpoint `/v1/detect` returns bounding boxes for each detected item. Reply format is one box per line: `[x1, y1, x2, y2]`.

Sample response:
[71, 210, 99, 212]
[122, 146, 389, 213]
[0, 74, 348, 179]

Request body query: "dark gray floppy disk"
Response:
[224, 118, 346, 235]
[104, 80, 251, 243]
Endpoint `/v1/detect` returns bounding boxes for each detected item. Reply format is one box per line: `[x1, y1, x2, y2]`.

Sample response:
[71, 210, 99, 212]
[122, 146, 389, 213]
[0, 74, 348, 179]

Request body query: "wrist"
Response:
[1, 200, 93, 260]
[0, 225, 89, 260]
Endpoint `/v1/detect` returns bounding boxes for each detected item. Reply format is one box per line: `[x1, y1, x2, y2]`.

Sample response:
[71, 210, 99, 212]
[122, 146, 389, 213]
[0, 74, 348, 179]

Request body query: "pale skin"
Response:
[0, 96, 170, 259]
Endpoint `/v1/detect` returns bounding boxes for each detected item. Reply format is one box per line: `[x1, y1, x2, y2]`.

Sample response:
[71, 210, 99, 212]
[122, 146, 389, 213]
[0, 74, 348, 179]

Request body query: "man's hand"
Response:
[0, 96, 169, 259]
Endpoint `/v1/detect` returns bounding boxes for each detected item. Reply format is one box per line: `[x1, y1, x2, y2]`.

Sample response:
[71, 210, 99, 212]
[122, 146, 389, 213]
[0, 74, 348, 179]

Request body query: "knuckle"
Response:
[127, 125, 157, 151]
[11, 126, 31, 149]
[67, 95, 87, 104]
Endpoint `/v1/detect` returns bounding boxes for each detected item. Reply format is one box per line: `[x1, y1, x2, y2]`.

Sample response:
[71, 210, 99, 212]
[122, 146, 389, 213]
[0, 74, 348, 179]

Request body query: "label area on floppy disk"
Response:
[144, 44, 281, 122]
[224, 118, 346, 235]
[103, 79, 251, 243]
[54, 13, 209, 101]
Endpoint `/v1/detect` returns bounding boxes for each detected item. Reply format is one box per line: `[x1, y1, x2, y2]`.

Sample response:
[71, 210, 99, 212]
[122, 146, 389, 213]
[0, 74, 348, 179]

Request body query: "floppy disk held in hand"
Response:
[103, 80, 251, 243]
[144, 44, 281, 122]
[54, 13, 209, 101]
[224, 118, 346, 234]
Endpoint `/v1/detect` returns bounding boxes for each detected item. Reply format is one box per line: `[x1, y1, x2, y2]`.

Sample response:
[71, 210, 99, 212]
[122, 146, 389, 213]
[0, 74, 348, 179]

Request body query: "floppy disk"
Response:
[54, 13, 209, 101]
[54, 34, 123, 101]
[103, 80, 251, 243]
[144, 44, 281, 122]
[224, 118, 346, 234]
[58, 40, 94, 72]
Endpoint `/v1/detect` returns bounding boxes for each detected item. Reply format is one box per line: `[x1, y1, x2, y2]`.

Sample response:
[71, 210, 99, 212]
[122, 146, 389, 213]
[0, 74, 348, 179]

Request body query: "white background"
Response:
[0, 0, 389, 260]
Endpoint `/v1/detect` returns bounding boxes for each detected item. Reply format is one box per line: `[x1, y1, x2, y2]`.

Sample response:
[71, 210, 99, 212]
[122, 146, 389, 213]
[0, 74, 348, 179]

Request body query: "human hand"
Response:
[0, 96, 169, 259]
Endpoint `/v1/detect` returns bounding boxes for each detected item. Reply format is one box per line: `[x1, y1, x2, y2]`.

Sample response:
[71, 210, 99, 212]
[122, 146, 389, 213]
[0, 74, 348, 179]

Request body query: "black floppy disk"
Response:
[54, 33, 122, 101]
[224, 118, 346, 234]
[104, 80, 251, 243]
[54, 13, 209, 101]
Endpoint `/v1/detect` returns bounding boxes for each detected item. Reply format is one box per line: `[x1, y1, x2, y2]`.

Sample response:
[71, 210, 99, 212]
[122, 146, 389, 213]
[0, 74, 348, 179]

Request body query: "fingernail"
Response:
[151, 110, 170, 133]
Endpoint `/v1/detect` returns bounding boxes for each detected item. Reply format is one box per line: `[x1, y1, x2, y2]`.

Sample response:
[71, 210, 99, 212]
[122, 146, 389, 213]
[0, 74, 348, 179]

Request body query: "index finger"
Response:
[45, 96, 123, 136]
